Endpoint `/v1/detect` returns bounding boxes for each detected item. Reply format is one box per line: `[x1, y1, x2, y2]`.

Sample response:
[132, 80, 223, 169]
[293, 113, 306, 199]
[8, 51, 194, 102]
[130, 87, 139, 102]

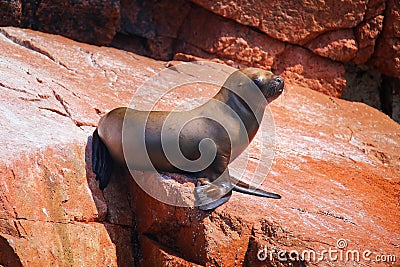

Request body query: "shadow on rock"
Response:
[0, 235, 23, 267]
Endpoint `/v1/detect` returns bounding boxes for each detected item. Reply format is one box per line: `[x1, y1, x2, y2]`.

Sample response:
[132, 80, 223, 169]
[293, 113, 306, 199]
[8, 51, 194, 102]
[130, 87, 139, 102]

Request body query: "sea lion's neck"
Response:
[213, 87, 266, 142]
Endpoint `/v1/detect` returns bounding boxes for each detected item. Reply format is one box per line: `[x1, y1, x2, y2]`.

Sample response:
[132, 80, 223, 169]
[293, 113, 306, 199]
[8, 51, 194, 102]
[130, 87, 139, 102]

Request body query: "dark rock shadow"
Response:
[139, 203, 210, 266]
[0, 235, 23, 267]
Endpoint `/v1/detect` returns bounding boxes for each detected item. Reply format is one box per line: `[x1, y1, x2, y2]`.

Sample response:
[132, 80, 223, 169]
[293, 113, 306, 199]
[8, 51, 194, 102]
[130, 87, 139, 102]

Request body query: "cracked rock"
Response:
[0, 27, 399, 266]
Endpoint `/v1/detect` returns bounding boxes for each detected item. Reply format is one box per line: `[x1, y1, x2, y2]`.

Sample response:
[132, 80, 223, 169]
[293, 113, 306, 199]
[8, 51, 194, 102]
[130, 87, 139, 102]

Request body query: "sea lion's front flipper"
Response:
[92, 129, 113, 190]
[194, 171, 233, 211]
[195, 190, 232, 211]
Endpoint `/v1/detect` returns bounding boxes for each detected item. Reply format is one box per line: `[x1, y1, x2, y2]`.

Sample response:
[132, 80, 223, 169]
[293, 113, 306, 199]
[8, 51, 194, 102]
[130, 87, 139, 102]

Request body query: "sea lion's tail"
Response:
[232, 184, 281, 199]
[92, 129, 113, 190]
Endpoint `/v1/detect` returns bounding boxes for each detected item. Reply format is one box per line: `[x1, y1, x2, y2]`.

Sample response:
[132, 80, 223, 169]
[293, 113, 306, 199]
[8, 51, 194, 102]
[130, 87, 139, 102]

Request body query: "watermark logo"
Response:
[336, 238, 347, 249]
[121, 62, 277, 208]
[257, 239, 397, 264]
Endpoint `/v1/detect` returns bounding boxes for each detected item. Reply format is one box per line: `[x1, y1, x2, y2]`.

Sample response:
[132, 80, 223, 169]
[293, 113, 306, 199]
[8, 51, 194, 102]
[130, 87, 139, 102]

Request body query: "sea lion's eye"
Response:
[253, 76, 264, 87]
[275, 77, 283, 84]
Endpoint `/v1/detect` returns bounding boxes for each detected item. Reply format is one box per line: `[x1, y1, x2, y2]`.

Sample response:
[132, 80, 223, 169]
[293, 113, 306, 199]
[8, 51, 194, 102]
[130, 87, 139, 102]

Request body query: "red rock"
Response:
[305, 29, 358, 62]
[113, 0, 376, 97]
[372, 0, 400, 77]
[0, 27, 399, 267]
[175, 44, 347, 98]
[189, 0, 368, 45]
[274, 45, 346, 97]
[1, 0, 396, 101]
[364, 0, 386, 20]
[0, 0, 398, 82]
[354, 15, 384, 64]
[175, 6, 350, 97]
[0, 26, 165, 266]
[178, 6, 286, 70]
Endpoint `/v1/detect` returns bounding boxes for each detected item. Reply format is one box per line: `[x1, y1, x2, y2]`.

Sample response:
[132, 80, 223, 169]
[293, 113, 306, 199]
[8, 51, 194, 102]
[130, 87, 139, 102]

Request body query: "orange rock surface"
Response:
[0, 27, 399, 266]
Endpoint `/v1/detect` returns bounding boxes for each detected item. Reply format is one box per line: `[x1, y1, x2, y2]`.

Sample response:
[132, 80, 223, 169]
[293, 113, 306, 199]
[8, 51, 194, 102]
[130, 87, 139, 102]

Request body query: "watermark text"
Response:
[257, 239, 397, 264]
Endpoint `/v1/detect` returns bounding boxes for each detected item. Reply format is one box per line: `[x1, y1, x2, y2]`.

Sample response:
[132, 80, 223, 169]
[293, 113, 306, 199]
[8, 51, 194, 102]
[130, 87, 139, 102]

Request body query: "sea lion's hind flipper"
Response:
[232, 184, 281, 199]
[92, 129, 113, 190]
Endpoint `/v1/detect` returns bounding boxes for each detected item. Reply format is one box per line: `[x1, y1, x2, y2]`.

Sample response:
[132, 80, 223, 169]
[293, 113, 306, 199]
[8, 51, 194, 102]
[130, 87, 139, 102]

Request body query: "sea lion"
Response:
[92, 67, 284, 210]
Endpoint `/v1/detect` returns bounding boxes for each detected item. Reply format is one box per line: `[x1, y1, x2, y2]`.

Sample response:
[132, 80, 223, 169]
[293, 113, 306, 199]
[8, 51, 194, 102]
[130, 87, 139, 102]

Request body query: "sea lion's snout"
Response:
[275, 76, 284, 92]
[262, 75, 284, 102]
[274, 76, 284, 99]
[239, 68, 284, 103]
[272, 76, 284, 94]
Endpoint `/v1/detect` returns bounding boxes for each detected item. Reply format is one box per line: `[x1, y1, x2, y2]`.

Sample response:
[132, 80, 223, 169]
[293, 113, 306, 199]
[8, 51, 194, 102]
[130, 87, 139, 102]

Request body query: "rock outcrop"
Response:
[1, 0, 400, 123]
[0, 1, 399, 97]
[0, 27, 399, 266]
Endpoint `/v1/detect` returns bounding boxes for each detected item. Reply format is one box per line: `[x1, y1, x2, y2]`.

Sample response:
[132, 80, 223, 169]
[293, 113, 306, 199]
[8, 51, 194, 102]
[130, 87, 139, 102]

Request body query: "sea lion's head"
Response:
[240, 68, 284, 103]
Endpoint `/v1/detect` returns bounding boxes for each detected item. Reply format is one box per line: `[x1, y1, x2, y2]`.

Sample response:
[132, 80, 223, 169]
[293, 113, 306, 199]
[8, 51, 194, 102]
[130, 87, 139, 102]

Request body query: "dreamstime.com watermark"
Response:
[257, 239, 398, 264]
